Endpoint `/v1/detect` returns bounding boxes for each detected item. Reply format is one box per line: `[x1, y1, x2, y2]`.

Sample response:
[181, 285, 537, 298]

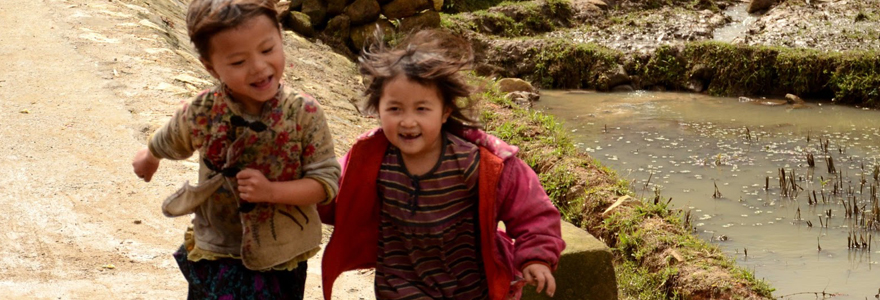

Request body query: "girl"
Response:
[319, 29, 565, 300]
[131, 0, 339, 298]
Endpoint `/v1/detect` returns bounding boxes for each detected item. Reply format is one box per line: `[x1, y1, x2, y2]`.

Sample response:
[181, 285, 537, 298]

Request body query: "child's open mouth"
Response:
[399, 133, 421, 140]
[251, 75, 273, 89]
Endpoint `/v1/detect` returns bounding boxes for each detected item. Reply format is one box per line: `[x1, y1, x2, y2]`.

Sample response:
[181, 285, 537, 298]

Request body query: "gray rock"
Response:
[324, 14, 351, 43]
[497, 78, 535, 94]
[748, 0, 776, 13]
[327, 0, 348, 16]
[344, 0, 380, 25]
[302, 0, 327, 27]
[381, 0, 432, 19]
[350, 19, 395, 50]
[399, 10, 441, 33]
[611, 84, 635, 93]
[288, 11, 316, 37]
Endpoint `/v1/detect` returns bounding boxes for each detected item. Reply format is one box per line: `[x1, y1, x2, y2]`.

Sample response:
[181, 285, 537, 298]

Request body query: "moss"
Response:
[440, 0, 573, 37]
[530, 39, 623, 88]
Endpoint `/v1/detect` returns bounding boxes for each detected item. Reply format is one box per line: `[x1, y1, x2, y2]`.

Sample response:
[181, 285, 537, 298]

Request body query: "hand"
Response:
[523, 263, 556, 297]
[236, 168, 275, 203]
[132, 148, 160, 182]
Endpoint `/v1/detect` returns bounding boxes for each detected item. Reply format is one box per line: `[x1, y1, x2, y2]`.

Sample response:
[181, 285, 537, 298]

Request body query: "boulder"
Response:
[785, 93, 805, 104]
[288, 11, 316, 37]
[606, 65, 631, 91]
[350, 19, 395, 50]
[747, 0, 776, 13]
[521, 221, 618, 300]
[381, 0, 433, 19]
[432, 0, 443, 11]
[344, 0, 381, 25]
[399, 10, 441, 33]
[327, 0, 348, 16]
[324, 14, 351, 43]
[301, 0, 327, 27]
[498, 78, 535, 94]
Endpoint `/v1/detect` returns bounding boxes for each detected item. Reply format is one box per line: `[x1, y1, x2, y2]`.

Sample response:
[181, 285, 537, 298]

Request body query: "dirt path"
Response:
[0, 0, 373, 299]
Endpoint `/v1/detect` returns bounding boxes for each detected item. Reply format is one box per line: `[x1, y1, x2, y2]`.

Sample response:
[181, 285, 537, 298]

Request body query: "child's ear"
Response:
[200, 57, 220, 79]
[441, 106, 453, 124]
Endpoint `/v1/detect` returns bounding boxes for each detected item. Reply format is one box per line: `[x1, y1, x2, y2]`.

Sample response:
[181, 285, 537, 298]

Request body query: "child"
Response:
[131, 0, 340, 298]
[318, 29, 565, 300]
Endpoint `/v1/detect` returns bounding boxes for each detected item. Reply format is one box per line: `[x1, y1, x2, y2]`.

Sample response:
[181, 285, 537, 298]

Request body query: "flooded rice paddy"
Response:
[535, 91, 880, 299]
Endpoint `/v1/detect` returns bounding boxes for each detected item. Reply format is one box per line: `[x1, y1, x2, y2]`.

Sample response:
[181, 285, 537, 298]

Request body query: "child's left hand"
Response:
[523, 263, 556, 297]
[236, 168, 275, 203]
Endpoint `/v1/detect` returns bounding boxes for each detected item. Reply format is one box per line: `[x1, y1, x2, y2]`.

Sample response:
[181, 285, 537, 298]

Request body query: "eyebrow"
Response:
[223, 37, 275, 59]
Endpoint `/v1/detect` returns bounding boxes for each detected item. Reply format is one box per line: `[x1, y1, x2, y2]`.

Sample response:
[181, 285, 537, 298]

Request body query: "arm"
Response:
[132, 101, 196, 182]
[236, 93, 340, 205]
[496, 157, 565, 296]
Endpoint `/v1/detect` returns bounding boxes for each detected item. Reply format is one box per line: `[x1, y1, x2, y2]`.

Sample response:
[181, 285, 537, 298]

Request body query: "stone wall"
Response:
[278, 0, 444, 53]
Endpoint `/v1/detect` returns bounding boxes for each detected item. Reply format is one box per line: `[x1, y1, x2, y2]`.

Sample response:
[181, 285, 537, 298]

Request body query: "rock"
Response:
[324, 14, 351, 43]
[381, 0, 432, 19]
[350, 19, 394, 50]
[301, 0, 327, 27]
[606, 65, 631, 91]
[690, 63, 714, 81]
[288, 11, 316, 37]
[289, 0, 304, 10]
[344, 0, 380, 26]
[611, 84, 635, 93]
[327, 0, 347, 15]
[785, 93, 805, 104]
[497, 78, 535, 94]
[738, 96, 754, 102]
[432, 0, 443, 11]
[399, 10, 441, 33]
[504, 91, 539, 109]
[747, 0, 776, 13]
[686, 79, 703, 93]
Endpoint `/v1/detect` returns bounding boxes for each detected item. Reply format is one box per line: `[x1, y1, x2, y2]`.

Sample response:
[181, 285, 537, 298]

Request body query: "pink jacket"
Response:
[318, 128, 565, 300]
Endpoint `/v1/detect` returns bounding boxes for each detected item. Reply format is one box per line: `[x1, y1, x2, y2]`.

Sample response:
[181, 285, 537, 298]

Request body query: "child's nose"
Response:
[400, 115, 417, 127]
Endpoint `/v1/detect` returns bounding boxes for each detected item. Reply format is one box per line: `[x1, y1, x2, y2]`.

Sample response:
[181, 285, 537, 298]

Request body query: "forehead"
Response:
[206, 15, 279, 57]
[380, 75, 443, 105]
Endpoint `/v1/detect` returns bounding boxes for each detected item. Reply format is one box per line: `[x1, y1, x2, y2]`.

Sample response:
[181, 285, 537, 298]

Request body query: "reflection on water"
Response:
[536, 90, 880, 299]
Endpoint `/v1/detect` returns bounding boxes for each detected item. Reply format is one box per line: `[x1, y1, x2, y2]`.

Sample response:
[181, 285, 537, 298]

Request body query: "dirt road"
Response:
[0, 0, 373, 299]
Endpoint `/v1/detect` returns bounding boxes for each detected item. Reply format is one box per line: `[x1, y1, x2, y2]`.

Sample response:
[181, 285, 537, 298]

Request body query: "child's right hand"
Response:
[132, 148, 160, 182]
[523, 263, 556, 297]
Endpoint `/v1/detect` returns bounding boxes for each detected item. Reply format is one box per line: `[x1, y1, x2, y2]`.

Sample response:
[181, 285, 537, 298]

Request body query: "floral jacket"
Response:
[149, 84, 340, 270]
[318, 128, 565, 300]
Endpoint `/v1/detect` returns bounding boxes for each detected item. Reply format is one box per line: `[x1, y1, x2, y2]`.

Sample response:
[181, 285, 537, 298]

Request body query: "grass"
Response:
[475, 80, 775, 298]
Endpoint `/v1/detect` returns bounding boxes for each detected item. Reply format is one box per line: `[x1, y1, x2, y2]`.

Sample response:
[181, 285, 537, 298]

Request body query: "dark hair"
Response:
[186, 0, 280, 59]
[358, 29, 481, 131]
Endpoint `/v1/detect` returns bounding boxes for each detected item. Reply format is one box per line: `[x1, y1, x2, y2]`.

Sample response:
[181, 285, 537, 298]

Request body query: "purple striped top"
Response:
[374, 132, 488, 300]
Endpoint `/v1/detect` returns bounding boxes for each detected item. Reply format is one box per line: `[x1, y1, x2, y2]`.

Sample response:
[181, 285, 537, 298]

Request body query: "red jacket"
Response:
[318, 128, 564, 300]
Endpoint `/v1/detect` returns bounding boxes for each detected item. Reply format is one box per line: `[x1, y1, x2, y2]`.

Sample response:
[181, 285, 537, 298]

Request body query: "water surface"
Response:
[536, 90, 880, 299]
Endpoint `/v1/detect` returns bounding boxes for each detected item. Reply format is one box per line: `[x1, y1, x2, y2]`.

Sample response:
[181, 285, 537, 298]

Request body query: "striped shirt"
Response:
[375, 132, 488, 300]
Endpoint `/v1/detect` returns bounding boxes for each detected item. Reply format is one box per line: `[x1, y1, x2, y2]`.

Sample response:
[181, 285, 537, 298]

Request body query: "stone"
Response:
[381, 0, 432, 19]
[504, 91, 536, 109]
[497, 78, 535, 94]
[302, 0, 327, 27]
[324, 14, 351, 43]
[611, 84, 635, 93]
[399, 10, 441, 33]
[747, 0, 776, 13]
[785, 93, 805, 104]
[606, 65, 631, 90]
[350, 19, 395, 50]
[344, 0, 380, 26]
[432, 0, 443, 11]
[522, 221, 617, 300]
[327, 0, 348, 16]
[288, 11, 316, 37]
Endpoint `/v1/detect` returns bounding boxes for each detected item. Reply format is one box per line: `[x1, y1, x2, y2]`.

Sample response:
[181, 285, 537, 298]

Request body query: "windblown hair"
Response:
[186, 0, 280, 59]
[359, 29, 481, 131]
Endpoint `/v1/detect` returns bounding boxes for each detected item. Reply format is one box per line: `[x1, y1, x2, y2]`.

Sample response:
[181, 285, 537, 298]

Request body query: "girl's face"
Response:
[378, 74, 452, 165]
[201, 15, 284, 115]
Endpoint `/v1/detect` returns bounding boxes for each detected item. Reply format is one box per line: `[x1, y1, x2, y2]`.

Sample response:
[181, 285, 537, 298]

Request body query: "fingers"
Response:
[534, 271, 546, 294]
[545, 274, 556, 297]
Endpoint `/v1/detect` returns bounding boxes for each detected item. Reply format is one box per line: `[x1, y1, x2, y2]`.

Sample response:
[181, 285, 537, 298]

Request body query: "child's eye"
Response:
[230, 60, 245, 66]
[262, 47, 274, 54]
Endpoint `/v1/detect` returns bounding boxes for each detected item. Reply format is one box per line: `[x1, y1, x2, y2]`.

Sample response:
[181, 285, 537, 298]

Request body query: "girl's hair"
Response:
[186, 0, 280, 59]
[359, 29, 481, 131]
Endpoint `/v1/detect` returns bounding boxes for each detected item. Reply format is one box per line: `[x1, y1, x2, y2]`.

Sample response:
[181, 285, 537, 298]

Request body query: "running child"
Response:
[319, 29, 565, 300]
[131, 0, 339, 298]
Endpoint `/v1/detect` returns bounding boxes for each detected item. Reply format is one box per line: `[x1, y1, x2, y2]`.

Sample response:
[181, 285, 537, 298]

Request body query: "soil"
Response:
[0, 0, 374, 298]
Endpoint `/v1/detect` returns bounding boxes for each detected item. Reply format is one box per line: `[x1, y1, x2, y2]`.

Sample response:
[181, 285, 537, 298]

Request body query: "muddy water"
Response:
[535, 91, 880, 299]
